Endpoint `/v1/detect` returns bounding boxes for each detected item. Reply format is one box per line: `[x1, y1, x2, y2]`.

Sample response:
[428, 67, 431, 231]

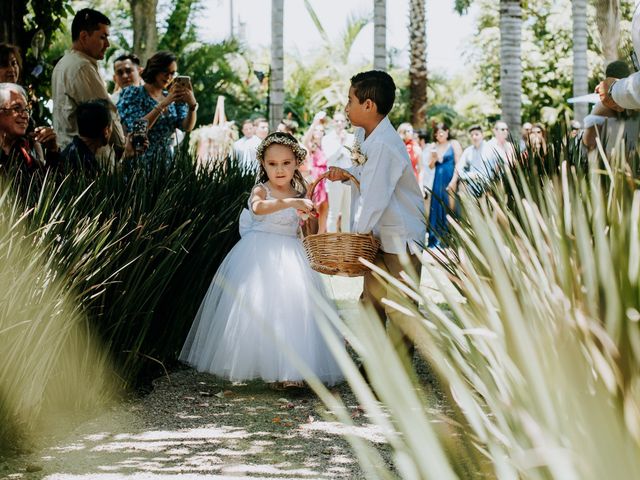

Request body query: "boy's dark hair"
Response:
[114, 53, 141, 66]
[416, 129, 429, 142]
[350, 70, 396, 116]
[77, 99, 112, 139]
[72, 8, 111, 41]
[468, 124, 483, 133]
[606, 60, 630, 79]
[141, 51, 177, 84]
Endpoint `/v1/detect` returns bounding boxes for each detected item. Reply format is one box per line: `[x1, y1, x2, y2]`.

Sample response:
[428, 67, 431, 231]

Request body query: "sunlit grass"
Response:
[305, 134, 640, 478]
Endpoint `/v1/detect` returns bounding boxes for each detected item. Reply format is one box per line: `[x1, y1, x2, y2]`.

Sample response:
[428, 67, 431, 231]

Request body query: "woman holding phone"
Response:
[117, 50, 198, 165]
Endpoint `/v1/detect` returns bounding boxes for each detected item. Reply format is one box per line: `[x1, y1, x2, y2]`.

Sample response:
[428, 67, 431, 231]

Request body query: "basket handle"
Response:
[307, 169, 360, 200]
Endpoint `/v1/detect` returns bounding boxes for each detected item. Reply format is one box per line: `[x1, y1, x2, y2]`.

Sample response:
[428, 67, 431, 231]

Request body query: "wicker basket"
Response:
[303, 171, 380, 277]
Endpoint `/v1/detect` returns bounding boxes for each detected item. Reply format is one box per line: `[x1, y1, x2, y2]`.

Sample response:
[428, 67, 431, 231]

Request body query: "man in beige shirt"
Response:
[52, 8, 124, 154]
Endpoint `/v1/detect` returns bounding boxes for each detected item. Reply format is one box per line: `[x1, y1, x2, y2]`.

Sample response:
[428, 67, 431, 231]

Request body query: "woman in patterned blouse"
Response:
[117, 51, 198, 165]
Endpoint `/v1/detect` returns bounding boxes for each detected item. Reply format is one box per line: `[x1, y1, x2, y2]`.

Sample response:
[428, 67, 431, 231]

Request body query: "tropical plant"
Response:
[270, 0, 285, 129]
[129, 0, 159, 61]
[408, 0, 427, 129]
[595, 0, 621, 66]
[573, 0, 589, 121]
[306, 132, 640, 478]
[373, 0, 387, 70]
[498, 0, 523, 132]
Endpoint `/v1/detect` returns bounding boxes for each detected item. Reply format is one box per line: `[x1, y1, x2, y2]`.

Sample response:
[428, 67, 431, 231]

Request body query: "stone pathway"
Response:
[1, 260, 455, 480]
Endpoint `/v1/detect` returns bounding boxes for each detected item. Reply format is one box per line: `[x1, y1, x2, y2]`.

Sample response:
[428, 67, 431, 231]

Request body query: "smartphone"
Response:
[131, 118, 148, 154]
[173, 75, 192, 90]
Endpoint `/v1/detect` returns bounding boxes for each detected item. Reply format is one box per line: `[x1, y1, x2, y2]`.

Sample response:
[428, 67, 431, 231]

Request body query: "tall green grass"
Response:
[8, 149, 254, 384]
[306, 134, 640, 478]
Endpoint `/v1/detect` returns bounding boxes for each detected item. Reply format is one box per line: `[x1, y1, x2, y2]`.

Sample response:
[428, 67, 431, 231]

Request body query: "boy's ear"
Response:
[364, 98, 378, 114]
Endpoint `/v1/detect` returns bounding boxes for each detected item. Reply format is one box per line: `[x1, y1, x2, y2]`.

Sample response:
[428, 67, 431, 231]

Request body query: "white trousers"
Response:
[326, 180, 351, 233]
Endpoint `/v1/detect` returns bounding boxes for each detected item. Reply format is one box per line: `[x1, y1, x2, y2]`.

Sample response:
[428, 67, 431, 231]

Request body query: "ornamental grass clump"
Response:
[10, 149, 254, 384]
[0, 185, 116, 453]
[306, 133, 640, 478]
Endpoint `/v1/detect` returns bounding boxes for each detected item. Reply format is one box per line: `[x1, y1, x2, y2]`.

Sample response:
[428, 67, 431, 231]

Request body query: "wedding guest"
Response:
[233, 119, 254, 164]
[426, 122, 462, 248]
[487, 120, 516, 166]
[584, 60, 640, 156]
[457, 124, 495, 197]
[0, 83, 59, 173]
[528, 123, 548, 156]
[277, 118, 298, 136]
[52, 8, 124, 153]
[418, 129, 435, 218]
[322, 111, 353, 233]
[569, 120, 582, 139]
[303, 112, 329, 233]
[117, 50, 198, 165]
[327, 70, 425, 369]
[240, 117, 269, 171]
[397, 122, 421, 180]
[519, 121, 532, 151]
[111, 53, 142, 104]
[0, 44, 22, 83]
[61, 99, 144, 175]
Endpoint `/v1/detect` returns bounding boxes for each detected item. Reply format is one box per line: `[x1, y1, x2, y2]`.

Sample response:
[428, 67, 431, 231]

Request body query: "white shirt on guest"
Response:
[420, 145, 435, 190]
[457, 140, 496, 182]
[610, 4, 640, 109]
[347, 116, 426, 255]
[322, 130, 354, 168]
[239, 135, 260, 171]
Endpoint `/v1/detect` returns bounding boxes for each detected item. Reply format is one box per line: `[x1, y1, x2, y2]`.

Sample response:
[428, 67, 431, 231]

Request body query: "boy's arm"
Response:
[353, 143, 403, 234]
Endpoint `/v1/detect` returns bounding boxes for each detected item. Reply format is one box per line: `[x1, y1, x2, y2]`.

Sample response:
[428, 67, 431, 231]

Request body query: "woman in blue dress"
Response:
[427, 123, 462, 248]
[117, 51, 198, 165]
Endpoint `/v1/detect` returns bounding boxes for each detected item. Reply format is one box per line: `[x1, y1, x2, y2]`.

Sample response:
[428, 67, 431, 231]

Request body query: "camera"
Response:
[131, 118, 148, 154]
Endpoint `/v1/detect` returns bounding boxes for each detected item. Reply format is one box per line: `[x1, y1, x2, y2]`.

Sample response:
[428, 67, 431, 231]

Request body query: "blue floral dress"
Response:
[117, 85, 188, 164]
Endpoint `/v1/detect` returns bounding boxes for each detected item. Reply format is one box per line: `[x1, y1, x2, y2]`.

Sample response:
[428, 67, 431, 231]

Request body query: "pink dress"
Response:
[309, 148, 328, 204]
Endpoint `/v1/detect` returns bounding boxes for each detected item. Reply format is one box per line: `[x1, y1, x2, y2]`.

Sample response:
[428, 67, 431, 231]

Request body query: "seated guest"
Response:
[111, 53, 142, 104]
[0, 44, 22, 84]
[61, 99, 146, 175]
[0, 83, 59, 173]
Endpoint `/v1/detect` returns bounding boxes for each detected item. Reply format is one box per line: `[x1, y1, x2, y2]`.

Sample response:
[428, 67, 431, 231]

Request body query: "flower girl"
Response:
[180, 132, 343, 387]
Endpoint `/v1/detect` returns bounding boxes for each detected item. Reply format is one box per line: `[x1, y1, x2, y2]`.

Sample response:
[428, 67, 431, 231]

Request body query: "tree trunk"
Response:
[595, 0, 620, 67]
[270, 0, 284, 130]
[572, 0, 588, 122]
[409, 0, 427, 128]
[373, 0, 386, 70]
[499, 0, 522, 134]
[0, 0, 26, 46]
[130, 0, 158, 63]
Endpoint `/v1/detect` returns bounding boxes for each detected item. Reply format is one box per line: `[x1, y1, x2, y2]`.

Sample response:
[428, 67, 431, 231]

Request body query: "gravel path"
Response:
[1, 264, 453, 480]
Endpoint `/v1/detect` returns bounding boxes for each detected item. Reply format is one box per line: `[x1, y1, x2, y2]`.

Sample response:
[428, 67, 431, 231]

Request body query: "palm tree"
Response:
[409, 0, 427, 128]
[130, 0, 159, 62]
[270, 0, 284, 130]
[572, 0, 588, 122]
[499, 0, 522, 133]
[374, 0, 386, 70]
[595, 0, 620, 66]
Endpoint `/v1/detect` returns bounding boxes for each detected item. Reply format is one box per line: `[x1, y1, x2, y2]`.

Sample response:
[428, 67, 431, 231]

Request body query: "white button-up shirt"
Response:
[348, 116, 425, 255]
[457, 140, 496, 182]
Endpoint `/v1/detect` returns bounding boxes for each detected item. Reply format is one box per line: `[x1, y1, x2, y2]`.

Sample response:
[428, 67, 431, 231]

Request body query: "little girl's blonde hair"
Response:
[255, 132, 308, 195]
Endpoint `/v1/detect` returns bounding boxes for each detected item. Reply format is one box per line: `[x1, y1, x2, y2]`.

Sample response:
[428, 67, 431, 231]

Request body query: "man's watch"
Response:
[607, 79, 618, 100]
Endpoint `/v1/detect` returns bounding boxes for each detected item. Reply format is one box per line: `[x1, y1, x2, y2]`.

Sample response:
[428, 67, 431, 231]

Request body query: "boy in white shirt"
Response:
[327, 70, 425, 367]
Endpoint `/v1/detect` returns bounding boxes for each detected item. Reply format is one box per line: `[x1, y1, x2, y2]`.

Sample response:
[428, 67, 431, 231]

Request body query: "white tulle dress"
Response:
[179, 184, 343, 385]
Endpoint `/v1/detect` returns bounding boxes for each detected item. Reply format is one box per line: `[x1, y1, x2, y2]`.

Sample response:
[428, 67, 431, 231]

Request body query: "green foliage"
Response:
[462, 0, 635, 126]
[10, 151, 254, 384]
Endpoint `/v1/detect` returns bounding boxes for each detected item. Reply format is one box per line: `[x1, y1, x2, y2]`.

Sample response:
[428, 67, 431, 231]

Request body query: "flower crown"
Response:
[256, 132, 307, 165]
